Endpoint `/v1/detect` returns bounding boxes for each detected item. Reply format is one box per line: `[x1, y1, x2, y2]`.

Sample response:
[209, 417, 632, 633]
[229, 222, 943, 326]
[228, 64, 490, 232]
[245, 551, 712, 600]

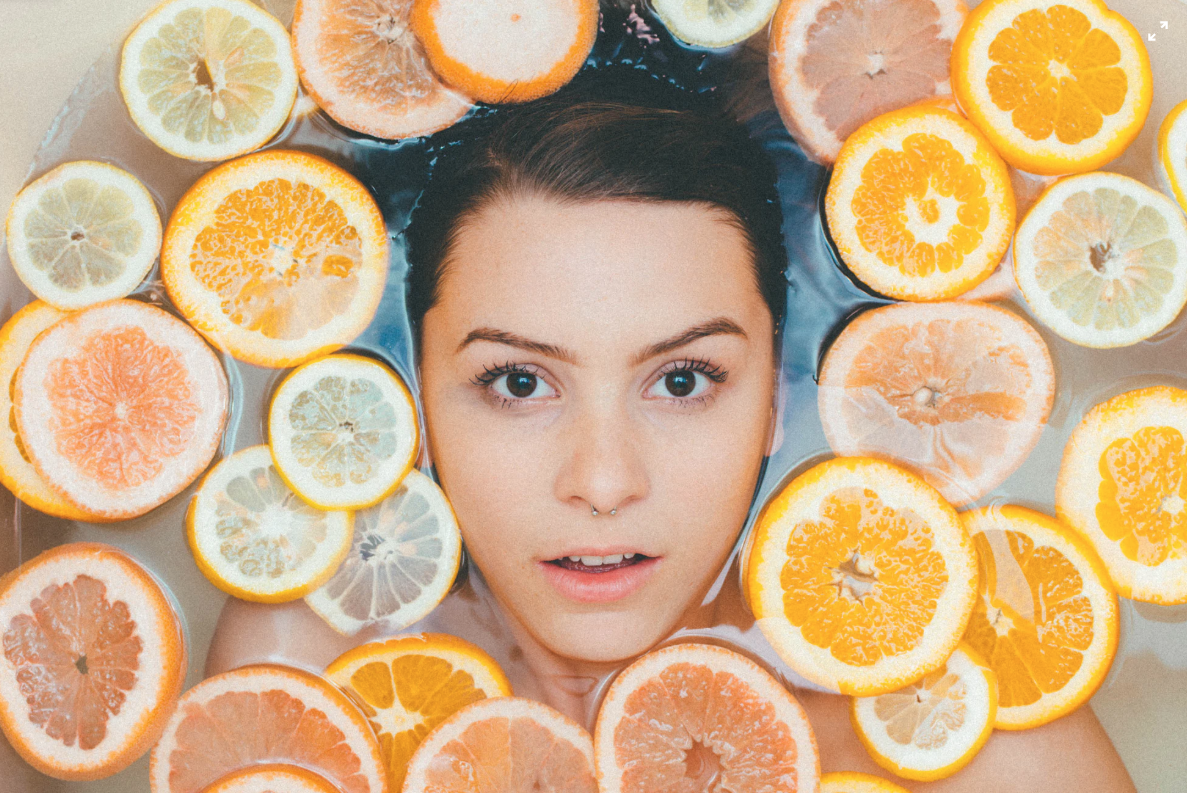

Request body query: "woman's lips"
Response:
[539, 555, 659, 603]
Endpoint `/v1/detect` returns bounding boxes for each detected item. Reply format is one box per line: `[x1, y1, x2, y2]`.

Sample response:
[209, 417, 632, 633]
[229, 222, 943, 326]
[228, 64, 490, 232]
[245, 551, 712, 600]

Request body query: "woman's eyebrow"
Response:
[456, 327, 578, 363]
[632, 317, 747, 365]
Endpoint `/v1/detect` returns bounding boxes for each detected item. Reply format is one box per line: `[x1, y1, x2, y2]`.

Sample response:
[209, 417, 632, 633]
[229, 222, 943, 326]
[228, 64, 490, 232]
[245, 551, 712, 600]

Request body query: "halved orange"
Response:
[0, 542, 186, 781]
[820, 771, 908, 792]
[203, 763, 340, 792]
[161, 149, 389, 368]
[746, 457, 978, 696]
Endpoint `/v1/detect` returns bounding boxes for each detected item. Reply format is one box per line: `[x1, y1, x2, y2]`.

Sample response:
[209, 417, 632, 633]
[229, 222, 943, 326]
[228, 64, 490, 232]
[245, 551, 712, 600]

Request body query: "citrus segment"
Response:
[305, 469, 462, 635]
[821, 771, 908, 792]
[851, 644, 996, 781]
[960, 506, 1118, 729]
[950, 0, 1151, 175]
[1013, 171, 1187, 348]
[119, 0, 298, 161]
[825, 105, 1015, 301]
[0, 542, 186, 781]
[202, 763, 341, 792]
[5, 162, 161, 310]
[1156, 99, 1187, 215]
[149, 663, 386, 792]
[324, 633, 511, 790]
[818, 301, 1055, 506]
[746, 457, 977, 695]
[593, 643, 819, 793]
[12, 299, 229, 520]
[186, 445, 353, 602]
[291, 0, 473, 140]
[402, 696, 597, 792]
[652, 0, 780, 48]
[409, 0, 599, 104]
[161, 149, 389, 368]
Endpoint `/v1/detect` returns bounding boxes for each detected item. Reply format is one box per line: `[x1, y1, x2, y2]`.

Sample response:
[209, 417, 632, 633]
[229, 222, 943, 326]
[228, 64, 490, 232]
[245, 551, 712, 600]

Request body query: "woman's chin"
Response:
[527, 607, 682, 664]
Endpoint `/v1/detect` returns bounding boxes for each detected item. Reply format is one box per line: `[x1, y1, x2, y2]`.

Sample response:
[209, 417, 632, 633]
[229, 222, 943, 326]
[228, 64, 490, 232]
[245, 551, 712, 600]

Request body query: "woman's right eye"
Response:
[492, 371, 557, 401]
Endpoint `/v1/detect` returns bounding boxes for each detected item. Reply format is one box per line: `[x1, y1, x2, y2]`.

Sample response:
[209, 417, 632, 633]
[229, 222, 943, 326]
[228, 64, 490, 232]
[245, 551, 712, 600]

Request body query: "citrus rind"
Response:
[652, 0, 781, 49]
[820, 771, 908, 792]
[1156, 99, 1187, 214]
[202, 763, 341, 793]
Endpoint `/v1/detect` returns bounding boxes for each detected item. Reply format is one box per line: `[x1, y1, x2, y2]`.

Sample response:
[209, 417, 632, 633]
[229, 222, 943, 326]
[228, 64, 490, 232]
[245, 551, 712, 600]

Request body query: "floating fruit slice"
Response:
[149, 663, 386, 792]
[0, 542, 186, 781]
[12, 299, 229, 520]
[770, 0, 967, 164]
[950, 0, 1151, 175]
[409, 0, 599, 104]
[825, 105, 1015, 301]
[305, 469, 462, 635]
[851, 644, 996, 781]
[818, 301, 1055, 506]
[291, 0, 473, 140]
[187, 445, 353, 602]
[1157, 99, 1187, 215]
[593, 643, 820, 793]
[402, 696, 597, 792]
[324, 633, 512, 790]
[5, 162, 161, 310]
[960, 505, 1118, 730]
[1057, 385, 1187, 605]
[652, 0, 780, 48]
[1013, 171, 1187, 348]
[162, 149, 389, 368]
[820, 771, 908, 792]
[268, 354, 419, 510]
[203, 763, 340, 792]
[746, 457, 977, 695]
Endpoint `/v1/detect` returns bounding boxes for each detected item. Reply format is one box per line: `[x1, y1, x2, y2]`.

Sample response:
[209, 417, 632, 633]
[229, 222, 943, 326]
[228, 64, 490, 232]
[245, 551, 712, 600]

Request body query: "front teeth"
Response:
[565, 554, 636, 565]
[602, 554, 623, 565]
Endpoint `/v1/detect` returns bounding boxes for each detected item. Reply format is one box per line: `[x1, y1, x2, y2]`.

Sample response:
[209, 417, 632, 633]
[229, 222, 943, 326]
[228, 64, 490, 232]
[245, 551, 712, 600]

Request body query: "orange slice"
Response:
[402, 696, 597, 792]
[12, 299, 229, 520]
[825, 105, 1015, 301]
[851, 644, 996, 781]
[161, 149, 389, 368]
[770, 0, 967, 164]
[149, 663, 386, 792]
[960, 505, 1118, 730]
[746, 457, 978, 696]
[950, 0, 1152, 175]
[324, 633, 512, 791]
[1157, 99, 1187, 215]
[0, 542, 186, 781]
[1057, 385, 1187, 604]
[291, 0, 473, 140]
[593, 642, 820, 793]
[817, 301, 1055, 506]
[203, 763, 340, 792]
[409, 0, 599, 104]
[821, 771, 908, 792]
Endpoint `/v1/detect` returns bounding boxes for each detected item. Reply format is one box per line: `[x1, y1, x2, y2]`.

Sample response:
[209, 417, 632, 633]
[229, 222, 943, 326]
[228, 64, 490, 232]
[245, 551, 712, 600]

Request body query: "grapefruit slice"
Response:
[593, 642, 820, 792]
[0, 542, 186, 781]
[203, 763, 340, 792]
[12, 299, 229, 520]
[770, 0, 967, 164]
[651, 0, 780, 48]
[1157, 99, 1187, 215]
[820, 771, 908, 792]
[402, 696, 597, 792]
[817, 301, 1056, 506]
[149, 663, 386, 792]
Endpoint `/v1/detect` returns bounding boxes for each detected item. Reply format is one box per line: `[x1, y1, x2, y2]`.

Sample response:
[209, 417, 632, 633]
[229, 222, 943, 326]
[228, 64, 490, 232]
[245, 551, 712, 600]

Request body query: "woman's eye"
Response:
[649, 369, 710, 400]
[493, 372, 556, 400]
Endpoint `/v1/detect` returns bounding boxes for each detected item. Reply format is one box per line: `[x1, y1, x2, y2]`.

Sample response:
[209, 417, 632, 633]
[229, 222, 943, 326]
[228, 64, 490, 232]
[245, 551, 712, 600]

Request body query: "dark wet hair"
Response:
[403, 66, 787, 344]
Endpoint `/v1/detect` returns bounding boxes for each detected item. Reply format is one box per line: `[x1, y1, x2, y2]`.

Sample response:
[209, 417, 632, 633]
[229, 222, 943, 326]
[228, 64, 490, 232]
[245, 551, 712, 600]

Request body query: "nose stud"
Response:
[590, 504, 618, 517]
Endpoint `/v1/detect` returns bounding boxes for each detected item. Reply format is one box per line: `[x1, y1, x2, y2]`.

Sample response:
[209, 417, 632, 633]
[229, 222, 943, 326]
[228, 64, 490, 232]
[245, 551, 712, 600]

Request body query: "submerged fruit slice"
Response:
[960, 506, 1118, 730]
[770, 0, 967, 164]
[119, 0, 298, 161]
[268, 354, 419, 510]
[851, 644, 996, 781]
[593, 643, 820, 793]
[410, 0, 599, 104]
[950, 0, 1151, 175]
[820, 771, 908, 792]
[826, 105, 1015, 301]
[13, 299, 229, 520]
[818, 301, 1055, 506]
[1014, 171, 1187, 348]
[187, 445, 353, 602]
[5, 162, 161, 310]
[203, 763, 340, 792]
[0, 542, 186, 781]
[1057, 385, 1187, 605]
[324, 633, 512, 790]
[746, 457, 977, 695]
[305, 469, 462, 635]
[652, 0, 780, 48]
[1157, 99, 1187, 215]
[149, 663, 385, 792]
[402, 696, 597, 792]
[162, 149, 389, 368]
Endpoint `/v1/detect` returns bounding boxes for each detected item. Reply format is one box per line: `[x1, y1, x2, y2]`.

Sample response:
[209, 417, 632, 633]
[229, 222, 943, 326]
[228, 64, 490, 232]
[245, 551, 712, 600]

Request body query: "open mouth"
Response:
[540, 553, 660, 603]
[547, 553, 654, 574]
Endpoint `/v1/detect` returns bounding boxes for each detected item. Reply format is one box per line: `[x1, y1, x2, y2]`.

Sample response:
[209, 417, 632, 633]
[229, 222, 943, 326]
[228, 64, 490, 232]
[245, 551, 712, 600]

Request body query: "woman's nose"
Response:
[554, 404, 649, 517]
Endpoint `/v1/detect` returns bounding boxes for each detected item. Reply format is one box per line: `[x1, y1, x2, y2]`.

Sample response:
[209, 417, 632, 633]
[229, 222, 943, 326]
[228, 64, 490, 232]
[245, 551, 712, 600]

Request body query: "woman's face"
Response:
[419, 193, 777, 662]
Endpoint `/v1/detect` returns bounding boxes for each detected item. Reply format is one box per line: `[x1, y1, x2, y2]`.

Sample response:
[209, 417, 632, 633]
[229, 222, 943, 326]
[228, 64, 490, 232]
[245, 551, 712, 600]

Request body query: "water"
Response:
[2, 0, 1187, 790]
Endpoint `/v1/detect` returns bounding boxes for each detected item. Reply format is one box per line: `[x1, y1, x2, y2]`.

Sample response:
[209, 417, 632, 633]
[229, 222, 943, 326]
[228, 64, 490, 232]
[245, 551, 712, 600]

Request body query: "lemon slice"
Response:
[268, 354, 419, 510]
[5, 162, 161, 309]
[1014, 172, 1187, 348]
[305, 469, 461, 636]
[119, 0, 298, 161]
[820, 772, 907, 793]
[186, 444, 353, 602]
[1157, 99, 1187, 215]
[650, 0, 781, 48]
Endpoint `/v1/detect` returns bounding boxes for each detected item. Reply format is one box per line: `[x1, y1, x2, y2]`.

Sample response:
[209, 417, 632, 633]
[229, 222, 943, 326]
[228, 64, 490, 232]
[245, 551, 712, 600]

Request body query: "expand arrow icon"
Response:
[1149, 32, 1156, 40]
[1162, 20, 1169, 28]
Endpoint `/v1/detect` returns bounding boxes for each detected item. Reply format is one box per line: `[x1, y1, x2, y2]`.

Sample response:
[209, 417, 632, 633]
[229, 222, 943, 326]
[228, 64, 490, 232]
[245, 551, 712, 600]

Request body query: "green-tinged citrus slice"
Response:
[652, 0, 781, 48]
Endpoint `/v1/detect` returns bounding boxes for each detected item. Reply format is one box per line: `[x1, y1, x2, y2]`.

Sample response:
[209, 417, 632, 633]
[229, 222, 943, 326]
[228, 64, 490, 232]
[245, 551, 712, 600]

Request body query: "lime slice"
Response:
[650, 0, 780, 48]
